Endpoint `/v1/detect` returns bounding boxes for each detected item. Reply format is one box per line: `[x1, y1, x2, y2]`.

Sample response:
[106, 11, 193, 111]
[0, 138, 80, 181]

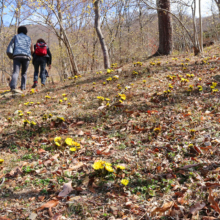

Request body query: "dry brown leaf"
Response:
[0, 217, 12, 220]
[68, 162, 83, 171]
[78, 130, 84, 136]
[151, 201, 174, 216]
[206, 182, 220, 188]
[208, 188, 220, 214]
[189, 202, 206, 215]
[36, 199, 59, 211]
[202, 217, 217, 220]
[58, 181, 73, 197]
[52, 213, 62, 220]
[5, 167, 23, 177]
[38, 149, 46, 154]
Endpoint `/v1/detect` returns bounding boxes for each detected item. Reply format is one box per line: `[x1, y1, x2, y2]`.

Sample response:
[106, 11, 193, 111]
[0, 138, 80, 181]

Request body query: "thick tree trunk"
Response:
[94, 0, 110, 69]
[156, 0, 173, 55]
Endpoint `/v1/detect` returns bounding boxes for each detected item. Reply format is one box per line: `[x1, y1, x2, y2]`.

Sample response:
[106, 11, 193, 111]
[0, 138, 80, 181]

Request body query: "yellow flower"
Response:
[103, 82, 106, 85]
[21, 94, 25, 97]
[93, 82, 96, 85]
[105, 98, 110, 101]
[121, 179, 129, 186]
[31, 121, 36, 125]
[45, 95, 51, 99]
[55, 142, 61, 147]
[62, 93, 67, 97]
[107, 69, 113, 74]
[104, 162, 112, 166]
[23, 119, 30, 124]
[116, 165, 125, 170]
[198, 78, 202, 81]
[27, 112, 31, 115]
[54, 136, 62, 146]
[30, 102, 34, 105]
[59, 99, 63, 103]
[19, 113, 23, 117]
[190, 129, 195, 133]
[143, 80, 146, 83]
[72, 141, 80, 148]
[64, 97, 68, 101]
[92, 160, 105, 170]
[57, 117, 65, 121]
[118, 93, 126, 100]
[212, 89, 218, 93]
[154, 127, 161, 132]
[0, 159, 4, 164]
[70, 147, 76, 152]
[30, 89, 35, 94]
[105, 165, 114, 172]
[54, 137, 61, 142]
[18, 110, 23, 113]
[97, 96, 105, 101]
[37, 102, 40, 105]
[49, 114, 53, 118]
[197, 85, 203, 91]
[65, 138, 73, 146]
[106, 102, 110, 106]
[42, 114, 47, 120]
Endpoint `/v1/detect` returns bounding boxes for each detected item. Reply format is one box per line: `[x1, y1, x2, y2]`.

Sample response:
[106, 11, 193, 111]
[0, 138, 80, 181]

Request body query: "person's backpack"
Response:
[35, 42, 47, 56]
[6, 36, 15, 59]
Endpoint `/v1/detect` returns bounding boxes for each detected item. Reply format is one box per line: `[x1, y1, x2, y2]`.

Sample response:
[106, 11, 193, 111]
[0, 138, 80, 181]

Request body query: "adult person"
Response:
[7, 26, 34, 91]
[32, 38, 52, 88]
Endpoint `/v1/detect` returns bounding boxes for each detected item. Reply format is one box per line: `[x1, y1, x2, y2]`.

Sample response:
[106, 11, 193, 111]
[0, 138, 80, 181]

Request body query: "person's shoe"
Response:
[32, 83, 37, 88]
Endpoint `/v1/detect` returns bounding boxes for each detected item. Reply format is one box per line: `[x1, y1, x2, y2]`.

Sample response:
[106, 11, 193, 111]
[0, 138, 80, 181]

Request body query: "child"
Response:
[32, 38, 52, 88]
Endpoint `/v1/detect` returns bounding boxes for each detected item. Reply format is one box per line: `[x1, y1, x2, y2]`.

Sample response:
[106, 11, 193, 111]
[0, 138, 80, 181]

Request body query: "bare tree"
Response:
[156, 0, 173, 55]
[93, 0, 110, 69]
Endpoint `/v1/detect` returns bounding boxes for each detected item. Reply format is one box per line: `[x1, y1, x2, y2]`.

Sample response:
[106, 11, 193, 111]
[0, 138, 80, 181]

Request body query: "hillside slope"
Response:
[1, 44, 220, 219]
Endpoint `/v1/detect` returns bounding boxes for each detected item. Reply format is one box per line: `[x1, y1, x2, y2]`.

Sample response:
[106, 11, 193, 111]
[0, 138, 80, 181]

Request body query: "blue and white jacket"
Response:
[13, 33, 32, 59]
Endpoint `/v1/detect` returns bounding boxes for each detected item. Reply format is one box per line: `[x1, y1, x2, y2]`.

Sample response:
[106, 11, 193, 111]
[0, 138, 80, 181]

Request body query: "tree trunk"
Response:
[156, 0, 173, 55]
[57, 0, 67, 79]
[214, 0, 220, 17]
[93, 0, 110, 69]
[199, 0, 203, 53]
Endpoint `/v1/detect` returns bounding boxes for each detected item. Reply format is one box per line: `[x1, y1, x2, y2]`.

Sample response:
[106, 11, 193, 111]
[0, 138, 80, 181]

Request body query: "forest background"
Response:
[0, 0, 220, 85]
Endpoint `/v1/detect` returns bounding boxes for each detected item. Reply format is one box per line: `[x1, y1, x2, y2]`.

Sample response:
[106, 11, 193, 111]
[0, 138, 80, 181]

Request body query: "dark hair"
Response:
[18, 26, 27, 35]
[37, 38, 46, 43]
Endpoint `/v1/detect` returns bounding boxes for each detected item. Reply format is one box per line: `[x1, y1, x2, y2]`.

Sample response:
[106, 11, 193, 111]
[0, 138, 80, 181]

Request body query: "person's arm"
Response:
[47, 48, 52, 69]
[30, 42, 34, 55]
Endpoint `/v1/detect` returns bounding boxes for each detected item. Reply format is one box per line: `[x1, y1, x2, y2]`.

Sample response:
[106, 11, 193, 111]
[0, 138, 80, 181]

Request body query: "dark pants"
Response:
[34, 57, 47, 85]
[10, 58, 30, 90]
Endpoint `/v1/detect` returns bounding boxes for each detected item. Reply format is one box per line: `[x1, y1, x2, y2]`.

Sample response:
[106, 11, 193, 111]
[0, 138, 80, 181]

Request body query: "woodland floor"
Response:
[1, 45, 220, 220]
